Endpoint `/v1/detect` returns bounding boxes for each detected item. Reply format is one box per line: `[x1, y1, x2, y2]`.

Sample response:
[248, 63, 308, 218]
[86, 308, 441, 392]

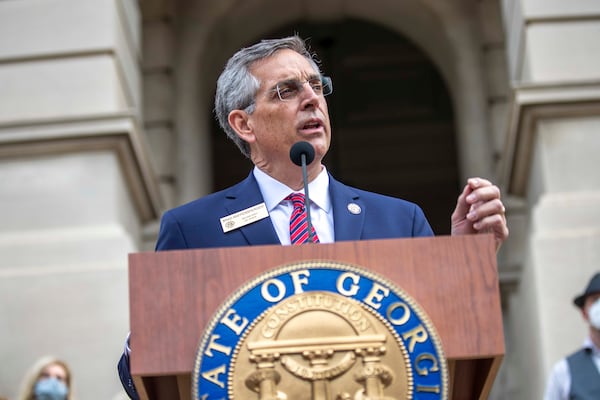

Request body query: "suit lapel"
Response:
[329, 175, 365, 241]
[222, 173, 365, 244]
[223, 173, 281, 246]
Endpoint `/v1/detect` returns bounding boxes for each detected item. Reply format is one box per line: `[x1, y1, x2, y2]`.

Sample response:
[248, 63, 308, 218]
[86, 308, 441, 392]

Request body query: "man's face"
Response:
[243, 49, 331, 172]
[583, 292, 600, 322]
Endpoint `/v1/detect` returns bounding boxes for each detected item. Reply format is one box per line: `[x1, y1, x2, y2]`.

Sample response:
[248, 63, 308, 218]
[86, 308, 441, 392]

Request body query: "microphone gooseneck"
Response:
[289, 141, 316, 243]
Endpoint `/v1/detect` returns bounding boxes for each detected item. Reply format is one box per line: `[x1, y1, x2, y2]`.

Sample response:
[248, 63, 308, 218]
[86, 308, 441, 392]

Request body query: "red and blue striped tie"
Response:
[286, 193, 319, 244]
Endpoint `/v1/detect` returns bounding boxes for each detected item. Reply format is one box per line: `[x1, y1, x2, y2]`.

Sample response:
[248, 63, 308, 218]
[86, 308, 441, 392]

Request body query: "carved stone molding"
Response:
[0, 112, 162, 222]
[502, 80, 600, 196]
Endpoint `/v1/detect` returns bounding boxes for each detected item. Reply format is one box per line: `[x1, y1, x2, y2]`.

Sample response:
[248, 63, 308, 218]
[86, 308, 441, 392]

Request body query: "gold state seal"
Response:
[193, 261, 447, 400]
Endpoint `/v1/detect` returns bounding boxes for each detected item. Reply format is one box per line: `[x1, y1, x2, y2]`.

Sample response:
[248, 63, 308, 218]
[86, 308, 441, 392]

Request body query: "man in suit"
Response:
[118, 35, 508, 398]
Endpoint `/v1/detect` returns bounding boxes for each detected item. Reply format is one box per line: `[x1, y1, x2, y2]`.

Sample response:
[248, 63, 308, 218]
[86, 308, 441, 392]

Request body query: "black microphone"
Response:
[290, 141, 315, 166]
[289, 141, 317, 243]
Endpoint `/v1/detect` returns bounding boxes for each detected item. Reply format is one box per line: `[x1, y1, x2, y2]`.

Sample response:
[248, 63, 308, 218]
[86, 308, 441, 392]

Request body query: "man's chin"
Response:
[314, 142, 330, 158]
[290, 136, 329, 161]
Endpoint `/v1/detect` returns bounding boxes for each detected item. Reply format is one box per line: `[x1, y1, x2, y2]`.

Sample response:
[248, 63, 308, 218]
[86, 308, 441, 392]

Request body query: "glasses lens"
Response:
[322, 76, 333, 96]
[276, 81, 300, 101]
[276, 76, 333, 101]
[308, 78, 324, 93]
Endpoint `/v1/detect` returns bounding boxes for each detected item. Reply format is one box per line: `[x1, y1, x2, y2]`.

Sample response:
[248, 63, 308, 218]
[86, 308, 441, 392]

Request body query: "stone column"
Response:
[500, 0, 600, 398]
[0, 1, 160, 399]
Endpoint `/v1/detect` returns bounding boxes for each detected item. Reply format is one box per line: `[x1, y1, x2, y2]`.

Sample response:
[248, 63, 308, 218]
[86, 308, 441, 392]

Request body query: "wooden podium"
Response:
[128, 235, 504, 399]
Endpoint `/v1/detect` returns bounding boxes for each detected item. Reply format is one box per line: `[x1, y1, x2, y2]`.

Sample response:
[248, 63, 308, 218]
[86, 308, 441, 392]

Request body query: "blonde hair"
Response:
[17, 356, 74, 400]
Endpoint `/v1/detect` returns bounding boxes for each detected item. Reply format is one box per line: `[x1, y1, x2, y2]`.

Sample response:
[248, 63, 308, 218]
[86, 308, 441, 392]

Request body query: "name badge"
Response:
[220, 203, 269, 233]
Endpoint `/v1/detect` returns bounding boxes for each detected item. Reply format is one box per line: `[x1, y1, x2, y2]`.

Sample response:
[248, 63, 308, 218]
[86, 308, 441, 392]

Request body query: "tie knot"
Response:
[286, 193, 306, 208]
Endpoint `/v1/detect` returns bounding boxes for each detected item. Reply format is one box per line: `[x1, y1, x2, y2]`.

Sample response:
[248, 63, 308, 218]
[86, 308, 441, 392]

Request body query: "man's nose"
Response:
[300, 83, 320, 108]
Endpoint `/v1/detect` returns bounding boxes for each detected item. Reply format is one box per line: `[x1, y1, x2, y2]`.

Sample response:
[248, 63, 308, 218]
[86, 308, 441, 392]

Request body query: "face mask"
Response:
[33, 377, 68, 400]
[588, 298, 600, 330]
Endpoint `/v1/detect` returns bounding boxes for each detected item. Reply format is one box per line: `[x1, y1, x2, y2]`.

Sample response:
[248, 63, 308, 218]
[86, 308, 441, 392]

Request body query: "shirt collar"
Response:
[253, 165, 331, 213]
[583, 336, 600, 354]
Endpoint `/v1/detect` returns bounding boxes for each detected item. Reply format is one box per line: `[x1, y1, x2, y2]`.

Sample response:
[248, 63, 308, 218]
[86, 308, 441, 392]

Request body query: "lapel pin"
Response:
[347, 203, 362, 215]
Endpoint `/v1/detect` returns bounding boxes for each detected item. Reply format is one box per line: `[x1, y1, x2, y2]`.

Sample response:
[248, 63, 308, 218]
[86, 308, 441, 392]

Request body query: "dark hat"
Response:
[573, 272, 600, 309]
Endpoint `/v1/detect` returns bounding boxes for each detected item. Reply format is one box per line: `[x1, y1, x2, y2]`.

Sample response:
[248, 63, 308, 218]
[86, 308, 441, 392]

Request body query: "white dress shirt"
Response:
[253, 166, 334, 245]
[544, 336, 600, 400]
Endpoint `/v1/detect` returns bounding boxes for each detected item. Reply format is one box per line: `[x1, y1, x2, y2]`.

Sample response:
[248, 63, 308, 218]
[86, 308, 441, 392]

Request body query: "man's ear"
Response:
[228, 110, 255, 143]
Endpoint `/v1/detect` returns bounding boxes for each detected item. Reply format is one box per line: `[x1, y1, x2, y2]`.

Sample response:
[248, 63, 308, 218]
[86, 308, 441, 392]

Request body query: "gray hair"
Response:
[215, 35, 322, 158]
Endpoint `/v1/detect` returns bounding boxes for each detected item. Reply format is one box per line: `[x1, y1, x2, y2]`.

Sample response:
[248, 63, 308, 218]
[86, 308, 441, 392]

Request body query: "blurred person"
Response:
[17, 356, 73, 400]
[544, 272, 600, 400]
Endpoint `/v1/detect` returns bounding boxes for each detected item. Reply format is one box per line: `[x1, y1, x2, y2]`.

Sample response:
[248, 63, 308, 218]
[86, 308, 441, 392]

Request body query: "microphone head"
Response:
[290, 141, 315, 166]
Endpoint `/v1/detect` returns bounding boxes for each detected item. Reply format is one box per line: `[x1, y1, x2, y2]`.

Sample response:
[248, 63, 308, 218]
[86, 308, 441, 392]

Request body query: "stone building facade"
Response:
[1, 0, 599, 399]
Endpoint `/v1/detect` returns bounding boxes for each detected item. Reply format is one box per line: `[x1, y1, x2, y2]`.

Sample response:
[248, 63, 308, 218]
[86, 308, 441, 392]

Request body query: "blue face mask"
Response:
[33, 377, 68, 400]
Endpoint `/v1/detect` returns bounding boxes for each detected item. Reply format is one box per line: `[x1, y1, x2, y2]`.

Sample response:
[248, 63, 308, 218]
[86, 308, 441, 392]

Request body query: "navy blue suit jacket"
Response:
[156, 172, 433, 250]
[118, 172, 433, 398]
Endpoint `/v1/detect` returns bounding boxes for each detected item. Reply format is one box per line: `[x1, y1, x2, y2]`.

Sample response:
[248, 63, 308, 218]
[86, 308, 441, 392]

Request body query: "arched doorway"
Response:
[211, 19, 459, 234]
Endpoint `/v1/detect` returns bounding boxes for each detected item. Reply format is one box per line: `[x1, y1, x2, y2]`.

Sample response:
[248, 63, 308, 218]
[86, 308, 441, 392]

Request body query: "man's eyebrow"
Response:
[280, 72, 321, 82]
[302, 73, 321, 80]
[266, 77, 299, 92]
[265, 73, 321, 92]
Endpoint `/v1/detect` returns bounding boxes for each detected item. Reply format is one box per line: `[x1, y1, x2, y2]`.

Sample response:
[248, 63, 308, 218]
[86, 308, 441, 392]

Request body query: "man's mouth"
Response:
[300, 119, 323, 131]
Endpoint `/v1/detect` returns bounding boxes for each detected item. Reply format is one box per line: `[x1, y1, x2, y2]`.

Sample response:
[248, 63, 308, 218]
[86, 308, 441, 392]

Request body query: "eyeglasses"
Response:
[273, 76, 333, 101]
